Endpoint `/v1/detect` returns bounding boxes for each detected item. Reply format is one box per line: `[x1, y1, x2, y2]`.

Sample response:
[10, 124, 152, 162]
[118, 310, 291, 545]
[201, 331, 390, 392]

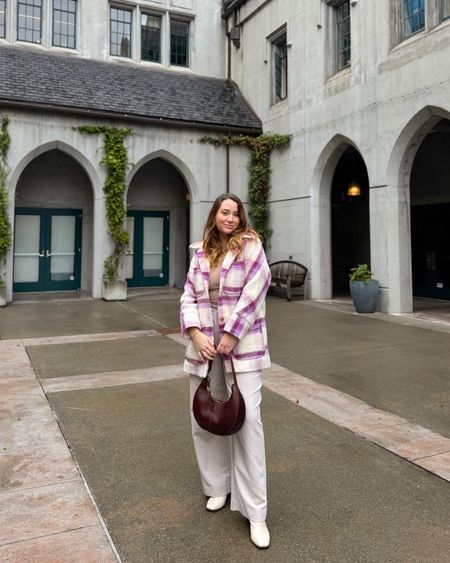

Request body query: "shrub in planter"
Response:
[78, 126, 130, 301]
[349, 264, 379, 314]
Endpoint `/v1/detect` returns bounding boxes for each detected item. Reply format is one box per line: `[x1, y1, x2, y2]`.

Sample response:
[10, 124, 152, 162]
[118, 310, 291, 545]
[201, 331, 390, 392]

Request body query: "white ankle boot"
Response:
[206, 495, 227, 512]
[250, 521, 270, 549]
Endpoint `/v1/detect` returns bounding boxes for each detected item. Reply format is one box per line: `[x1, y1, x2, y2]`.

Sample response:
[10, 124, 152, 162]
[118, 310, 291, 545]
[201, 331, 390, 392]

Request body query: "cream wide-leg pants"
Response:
[188, 309, 267, 522]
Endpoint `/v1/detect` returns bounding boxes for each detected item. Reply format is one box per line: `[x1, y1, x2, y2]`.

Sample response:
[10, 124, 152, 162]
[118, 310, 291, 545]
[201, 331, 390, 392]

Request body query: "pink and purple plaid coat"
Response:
[180, 234, 271, 377]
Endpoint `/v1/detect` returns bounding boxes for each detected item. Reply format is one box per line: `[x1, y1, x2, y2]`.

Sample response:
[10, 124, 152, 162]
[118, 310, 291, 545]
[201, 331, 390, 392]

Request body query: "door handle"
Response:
[45, 250, 52, 258]
[39, 251, 45, 258]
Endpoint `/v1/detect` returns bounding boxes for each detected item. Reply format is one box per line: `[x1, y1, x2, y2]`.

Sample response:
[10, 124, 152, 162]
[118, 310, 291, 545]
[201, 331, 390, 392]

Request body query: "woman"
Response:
[180, 193, 272, 549]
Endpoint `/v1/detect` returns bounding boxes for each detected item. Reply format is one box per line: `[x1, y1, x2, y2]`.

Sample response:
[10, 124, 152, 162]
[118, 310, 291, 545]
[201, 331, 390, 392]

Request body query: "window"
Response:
[170, 18, 189, 66]
[335, 0, 351, 70]
[273, 33, 287, 102]
[0, 0, 6, 38]
[53, 0, 76, 48]
[141, 13, 161, 62]
[442, 0, 450, 19]
[402, 0, 425, 37]
[17, 0, 42, 43]
[110, 6, 132, 58]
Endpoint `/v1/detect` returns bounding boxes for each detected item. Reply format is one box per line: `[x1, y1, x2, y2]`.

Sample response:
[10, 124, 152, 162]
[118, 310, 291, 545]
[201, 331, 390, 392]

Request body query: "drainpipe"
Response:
[225, 12, 233, 193]
[224, 8, 241, 193]
[225, 144, 230, 193]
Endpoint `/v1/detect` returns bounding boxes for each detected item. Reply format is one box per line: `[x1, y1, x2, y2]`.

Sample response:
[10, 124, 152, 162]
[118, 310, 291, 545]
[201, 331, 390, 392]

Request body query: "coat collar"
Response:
[191, 234, 254, 284]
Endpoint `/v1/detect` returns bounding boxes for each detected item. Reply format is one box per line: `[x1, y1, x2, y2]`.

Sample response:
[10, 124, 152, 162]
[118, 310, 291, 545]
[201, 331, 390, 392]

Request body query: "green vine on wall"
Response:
[78, 125, 132, 281]
[200, 133, 291, 244]
[0, 116, 12, 285]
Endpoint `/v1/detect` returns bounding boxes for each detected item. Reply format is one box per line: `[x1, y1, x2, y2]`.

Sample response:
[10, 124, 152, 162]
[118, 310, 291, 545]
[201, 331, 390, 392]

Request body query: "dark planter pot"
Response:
[349, 280, 379, 314]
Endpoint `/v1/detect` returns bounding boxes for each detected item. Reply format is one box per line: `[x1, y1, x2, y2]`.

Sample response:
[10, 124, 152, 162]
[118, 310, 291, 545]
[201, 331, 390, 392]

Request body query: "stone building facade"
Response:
[1, 0, 257, 301]
[224, 0, 450, 313]
[1, 0, 450, 313]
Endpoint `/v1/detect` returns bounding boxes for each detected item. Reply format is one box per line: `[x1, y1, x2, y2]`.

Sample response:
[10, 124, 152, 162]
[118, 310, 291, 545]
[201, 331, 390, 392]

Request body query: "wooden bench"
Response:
[269, 260, 308, 302]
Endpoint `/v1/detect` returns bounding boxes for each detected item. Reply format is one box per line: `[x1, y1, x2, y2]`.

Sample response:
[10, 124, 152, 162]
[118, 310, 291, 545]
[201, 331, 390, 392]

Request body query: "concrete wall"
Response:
[226, 0, 450, 312]
[4, 1, 450, 313]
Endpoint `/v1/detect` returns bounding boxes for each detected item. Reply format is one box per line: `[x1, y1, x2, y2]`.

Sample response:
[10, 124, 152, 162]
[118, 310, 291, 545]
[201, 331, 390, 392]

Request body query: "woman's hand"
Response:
[217, 332, 239, 356]
[190, 329, 217, 361]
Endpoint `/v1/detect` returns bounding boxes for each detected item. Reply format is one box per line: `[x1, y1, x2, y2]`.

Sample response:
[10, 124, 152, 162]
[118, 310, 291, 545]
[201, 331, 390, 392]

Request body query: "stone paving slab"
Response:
[26, 335, 185, 379]
[0, 526, 118, 563]
[41, 364, 186, 393]
[0, 340, 36, 380]
[416, 451, 450, 481]
[46, 378, 450, 563]
[360, 423, 450, 461]
[0, 480, 99, 545]
[0, 338, 120, 561]
[0, 375, 80, 493]
[23, 329, 159, 347]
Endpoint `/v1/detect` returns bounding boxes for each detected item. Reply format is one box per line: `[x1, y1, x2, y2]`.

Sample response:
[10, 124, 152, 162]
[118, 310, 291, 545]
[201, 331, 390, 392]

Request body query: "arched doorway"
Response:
[13, 149, 93, 293]
[126, 157, 189, 288]
[331, 146, 370, 295]
[410, 118, 450, 301]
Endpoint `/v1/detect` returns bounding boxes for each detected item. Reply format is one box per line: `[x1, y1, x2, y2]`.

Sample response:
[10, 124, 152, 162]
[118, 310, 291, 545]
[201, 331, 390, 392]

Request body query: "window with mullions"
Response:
[402, 0, 425, 37]
[336, 0, 351, 70]
[170, 18, 189, 67]
[110, 6, 132, 58]
[273, 33, 287, 102]
[141, 13, 161, 62]
[17, 0, 42, 44]
[442, 0, 450, 19]
[53, 0, 77, 48]
[0, 0, 6, 38]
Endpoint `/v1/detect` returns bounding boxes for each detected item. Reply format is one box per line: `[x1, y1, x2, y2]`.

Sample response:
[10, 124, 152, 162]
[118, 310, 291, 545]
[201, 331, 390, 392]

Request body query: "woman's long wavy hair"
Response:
[203, 193, 258, 267]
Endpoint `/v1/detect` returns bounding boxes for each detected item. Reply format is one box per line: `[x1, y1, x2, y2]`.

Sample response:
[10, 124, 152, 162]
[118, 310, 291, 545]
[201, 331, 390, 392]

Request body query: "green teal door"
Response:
[13, 208, 82, 292]
[125, 211, 169, 287]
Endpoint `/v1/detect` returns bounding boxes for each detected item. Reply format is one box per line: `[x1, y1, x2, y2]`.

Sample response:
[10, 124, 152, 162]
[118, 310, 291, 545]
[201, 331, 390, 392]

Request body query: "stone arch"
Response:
[9, 140, 100, 198]
[125, 149, 198, 201]
[7, 141, 100, 300]
[385, 106, 450, 313]
[125, 149, 195, 289]
[310, 135, 368, 300]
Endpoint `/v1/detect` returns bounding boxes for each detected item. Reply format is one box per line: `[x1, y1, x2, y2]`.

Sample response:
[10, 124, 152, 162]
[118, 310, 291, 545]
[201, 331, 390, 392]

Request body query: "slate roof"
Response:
[0, 46, 261, 133]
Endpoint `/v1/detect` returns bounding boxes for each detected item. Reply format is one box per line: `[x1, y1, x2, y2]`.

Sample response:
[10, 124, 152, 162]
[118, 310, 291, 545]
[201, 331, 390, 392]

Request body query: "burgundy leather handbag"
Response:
[193, 356, 246, 436]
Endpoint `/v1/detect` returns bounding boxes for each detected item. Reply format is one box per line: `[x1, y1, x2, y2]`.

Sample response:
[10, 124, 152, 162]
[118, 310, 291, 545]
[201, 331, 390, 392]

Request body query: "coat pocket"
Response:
[232, 319, 265, 361]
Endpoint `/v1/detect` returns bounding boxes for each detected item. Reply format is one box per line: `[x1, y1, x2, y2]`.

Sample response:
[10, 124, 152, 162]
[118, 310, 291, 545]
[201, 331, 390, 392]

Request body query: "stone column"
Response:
[369, 184, 389, 312]
[386, 182, 413, 314]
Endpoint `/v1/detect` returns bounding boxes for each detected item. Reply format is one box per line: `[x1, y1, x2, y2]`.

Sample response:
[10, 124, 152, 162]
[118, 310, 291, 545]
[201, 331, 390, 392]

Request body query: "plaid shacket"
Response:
[180, 235, 271, 376]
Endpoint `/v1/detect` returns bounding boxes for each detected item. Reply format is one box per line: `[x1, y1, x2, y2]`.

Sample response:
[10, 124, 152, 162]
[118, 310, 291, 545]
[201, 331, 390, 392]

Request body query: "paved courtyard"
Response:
[1, 291, 449, 562]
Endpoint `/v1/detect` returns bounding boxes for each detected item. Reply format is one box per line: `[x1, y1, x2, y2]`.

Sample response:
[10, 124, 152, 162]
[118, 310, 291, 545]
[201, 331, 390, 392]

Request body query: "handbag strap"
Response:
[207, 354, 238, 387]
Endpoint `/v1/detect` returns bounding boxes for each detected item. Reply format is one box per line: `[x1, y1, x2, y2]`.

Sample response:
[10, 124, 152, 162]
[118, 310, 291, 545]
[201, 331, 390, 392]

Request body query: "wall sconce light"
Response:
[347, 182, 361, 197]
[347, 148, 361, 196]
